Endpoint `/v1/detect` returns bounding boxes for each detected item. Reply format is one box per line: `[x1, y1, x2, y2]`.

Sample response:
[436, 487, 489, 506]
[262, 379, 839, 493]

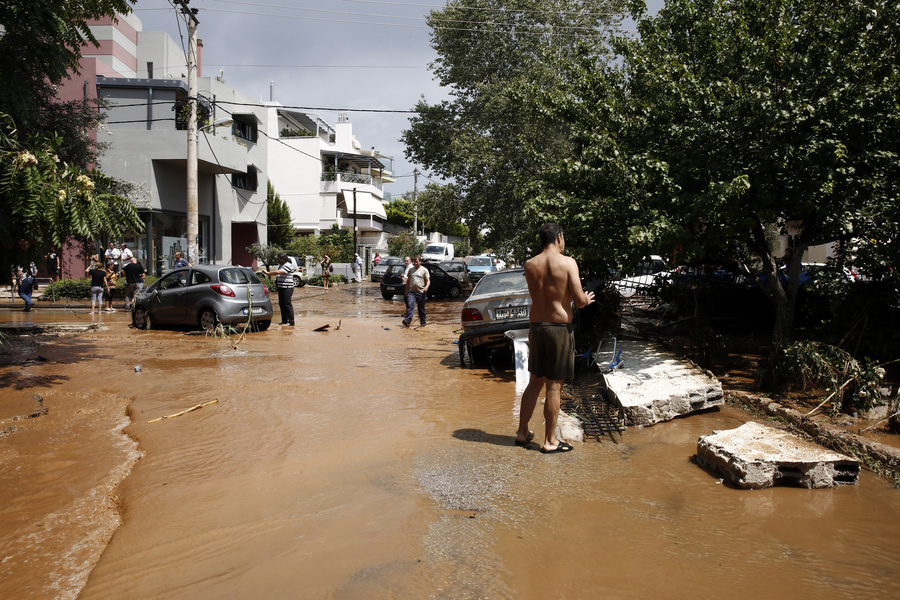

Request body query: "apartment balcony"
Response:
[321, 171, 384, 193]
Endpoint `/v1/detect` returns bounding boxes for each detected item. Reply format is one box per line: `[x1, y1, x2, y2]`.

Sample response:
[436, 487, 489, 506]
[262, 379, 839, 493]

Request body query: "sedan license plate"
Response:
[242, 307, 266, 316]
[386, 285, 401, 292]
[495, 307, 527, 319]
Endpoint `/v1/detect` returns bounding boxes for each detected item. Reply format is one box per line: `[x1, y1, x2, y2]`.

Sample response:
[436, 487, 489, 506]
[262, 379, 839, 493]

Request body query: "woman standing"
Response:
[86, 260, 106, 315]
[103, 263, 118, 312]
[320, 254, 332, 290]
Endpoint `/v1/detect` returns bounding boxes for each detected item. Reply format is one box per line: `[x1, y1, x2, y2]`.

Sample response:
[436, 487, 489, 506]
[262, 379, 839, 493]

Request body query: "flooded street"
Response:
[2, 283, 900, 599]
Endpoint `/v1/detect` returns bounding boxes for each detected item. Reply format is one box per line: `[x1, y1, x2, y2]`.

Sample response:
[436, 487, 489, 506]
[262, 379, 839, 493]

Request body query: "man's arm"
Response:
[568, 258, 595, 308]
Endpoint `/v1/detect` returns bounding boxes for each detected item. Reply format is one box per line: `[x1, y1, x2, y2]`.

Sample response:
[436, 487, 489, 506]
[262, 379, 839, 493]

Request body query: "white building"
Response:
[266, 105, 395, 253]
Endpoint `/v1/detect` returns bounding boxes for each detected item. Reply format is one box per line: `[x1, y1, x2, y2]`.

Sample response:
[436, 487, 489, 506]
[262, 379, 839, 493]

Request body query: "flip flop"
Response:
[514, 431, 534, 447]
[540, 441, 574, 454]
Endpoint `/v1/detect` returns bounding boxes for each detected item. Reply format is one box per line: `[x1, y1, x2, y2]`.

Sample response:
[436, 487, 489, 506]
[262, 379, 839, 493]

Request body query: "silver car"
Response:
[131, 265, 274, 331]
[371, 256, 403, 282]
[459, 268, 531, 361]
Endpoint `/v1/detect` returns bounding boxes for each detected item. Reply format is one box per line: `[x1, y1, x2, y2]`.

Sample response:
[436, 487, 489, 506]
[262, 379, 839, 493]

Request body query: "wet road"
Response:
[2, 283, 900, 599]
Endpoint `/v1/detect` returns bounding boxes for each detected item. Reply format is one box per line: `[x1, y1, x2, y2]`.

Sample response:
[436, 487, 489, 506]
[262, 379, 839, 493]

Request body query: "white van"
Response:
[422, 242, 454, 264]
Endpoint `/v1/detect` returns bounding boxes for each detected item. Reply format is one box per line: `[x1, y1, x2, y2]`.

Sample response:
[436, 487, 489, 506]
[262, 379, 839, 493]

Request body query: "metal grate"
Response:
[564, 372, 626, 439]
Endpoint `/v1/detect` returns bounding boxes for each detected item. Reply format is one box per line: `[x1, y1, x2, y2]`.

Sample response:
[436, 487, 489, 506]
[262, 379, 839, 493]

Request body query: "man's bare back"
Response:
[524, 231, 594, 323]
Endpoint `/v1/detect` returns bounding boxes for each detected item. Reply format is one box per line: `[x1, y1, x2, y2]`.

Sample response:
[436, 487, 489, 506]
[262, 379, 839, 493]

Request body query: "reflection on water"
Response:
[2, 284, 900, 599]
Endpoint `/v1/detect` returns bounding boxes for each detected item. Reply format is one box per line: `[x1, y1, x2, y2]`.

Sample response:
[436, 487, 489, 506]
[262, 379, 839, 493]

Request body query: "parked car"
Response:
[611, 255, 672, 297]
[254, 255, 305, 287]
[380, 263, 463, 300]
[371, 256, 403, 282]
[422, 242, 454, 263]
[439, 260, 469, 287]
[459, 268, 531, 359]
[467, 255, 496, 284]
[131, 265, 274, 331]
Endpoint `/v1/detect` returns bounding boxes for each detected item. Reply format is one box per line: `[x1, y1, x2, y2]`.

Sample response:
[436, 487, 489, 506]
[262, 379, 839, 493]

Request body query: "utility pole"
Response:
[352, 187, 358, 251]
[175, 0, 200, 265]
[413, 168, 419, 236]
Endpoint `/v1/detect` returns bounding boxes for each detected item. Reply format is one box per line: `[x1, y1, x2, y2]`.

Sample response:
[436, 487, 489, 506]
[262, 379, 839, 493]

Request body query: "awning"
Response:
[341, 190, 386, 220]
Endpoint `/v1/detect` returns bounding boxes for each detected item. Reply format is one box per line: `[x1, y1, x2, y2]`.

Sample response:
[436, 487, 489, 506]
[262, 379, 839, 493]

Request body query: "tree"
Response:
[0, 0, 134, 137]
[505, 0, 899, 346]
[267, 180, 295, 248]
[318, 224, 354, 262]
[0, 117, 143, 270]
[0, 0, 144, 272]
[387, 231, 425, 260]
[384, 195, 415, 228]
[402, 0, 629, 254]
[619, 0, 898, 343]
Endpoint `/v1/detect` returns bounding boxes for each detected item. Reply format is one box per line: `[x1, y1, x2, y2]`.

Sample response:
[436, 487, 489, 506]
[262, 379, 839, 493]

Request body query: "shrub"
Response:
[770, 341, 885, 415]
[308, 274, 345, 287]
[41, 275, 157, 300]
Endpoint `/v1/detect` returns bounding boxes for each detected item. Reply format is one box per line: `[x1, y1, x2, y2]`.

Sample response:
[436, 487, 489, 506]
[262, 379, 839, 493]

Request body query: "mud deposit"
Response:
[2, 284, 900, 599]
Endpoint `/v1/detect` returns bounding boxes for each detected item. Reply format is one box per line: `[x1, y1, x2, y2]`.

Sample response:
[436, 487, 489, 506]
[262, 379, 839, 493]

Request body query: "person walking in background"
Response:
[320, 254, 332, 290]
[15, 266, 35, 312]
[515, 222, 595, 454]
[373, 252, 381, 268]
[265, 253, 296, 326]
[46, 248, 60, 282]
[103, 263, 118, 312]
[352, 253, 362, 283]
[401, 256, 412, 284]
[173, 251, 190, 268]
[122, 256, 145, 312]
[86, 260, 106, 315]
[403, 256, 430, 327]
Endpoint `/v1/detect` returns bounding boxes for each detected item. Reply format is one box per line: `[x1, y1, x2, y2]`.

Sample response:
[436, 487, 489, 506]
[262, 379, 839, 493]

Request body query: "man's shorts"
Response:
[527, 322, 574, 381]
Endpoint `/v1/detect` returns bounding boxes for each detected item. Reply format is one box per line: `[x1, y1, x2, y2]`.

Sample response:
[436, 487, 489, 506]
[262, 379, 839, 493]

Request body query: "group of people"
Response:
[83, 241, 147, 315]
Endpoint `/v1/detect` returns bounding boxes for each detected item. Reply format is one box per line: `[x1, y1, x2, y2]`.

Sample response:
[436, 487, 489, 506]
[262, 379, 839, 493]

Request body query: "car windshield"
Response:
[385, 265, 405, 277]
[440, 262, 463, 272]
[425, 245, 444, 254]
[470, 257, 492, 267]
[471, 270, 528, 297]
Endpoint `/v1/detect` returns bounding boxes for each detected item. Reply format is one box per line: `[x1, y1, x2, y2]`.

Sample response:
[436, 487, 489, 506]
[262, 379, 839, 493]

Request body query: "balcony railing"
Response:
[321, 171, 383, 191]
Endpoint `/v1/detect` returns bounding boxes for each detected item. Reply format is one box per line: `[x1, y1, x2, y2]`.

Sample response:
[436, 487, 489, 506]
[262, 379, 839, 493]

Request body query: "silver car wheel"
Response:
[198, 308, 219, 331]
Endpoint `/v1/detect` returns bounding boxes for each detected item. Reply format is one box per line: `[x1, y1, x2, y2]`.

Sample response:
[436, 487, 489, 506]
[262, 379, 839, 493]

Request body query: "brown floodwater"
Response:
[2, 283, 900, 599]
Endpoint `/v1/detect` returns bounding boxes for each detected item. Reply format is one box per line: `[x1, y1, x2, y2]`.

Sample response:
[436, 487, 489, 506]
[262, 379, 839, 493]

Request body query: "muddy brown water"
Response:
[2, 284, 900, 599]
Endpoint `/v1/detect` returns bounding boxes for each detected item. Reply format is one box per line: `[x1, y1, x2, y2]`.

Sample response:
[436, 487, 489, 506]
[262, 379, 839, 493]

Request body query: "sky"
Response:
[132, 0, 664, 199]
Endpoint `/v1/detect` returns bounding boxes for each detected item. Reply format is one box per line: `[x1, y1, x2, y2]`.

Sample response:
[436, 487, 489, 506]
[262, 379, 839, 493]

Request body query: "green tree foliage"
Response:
[531, 0, 899, 343]
[0, 0, 134, 131]
[266, 180, 295, 248]
[318, 224, 354, 262]
[384, 195, 415, 228]
[0, 117, 143, 271]
[0, 0, 144, 272]
[387, 230, 425, 259]
[415, 0, 899, 345]
[402, 0, 629, 255]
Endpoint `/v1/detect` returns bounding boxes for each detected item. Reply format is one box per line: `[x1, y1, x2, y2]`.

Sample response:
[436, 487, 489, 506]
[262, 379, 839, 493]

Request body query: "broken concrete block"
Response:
[603, 340, 723, 426]
[696, 422, 860, 489]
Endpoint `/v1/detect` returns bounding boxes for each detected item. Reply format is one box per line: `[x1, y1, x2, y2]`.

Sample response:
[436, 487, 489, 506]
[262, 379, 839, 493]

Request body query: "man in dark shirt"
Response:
[122, 257, 145, 312]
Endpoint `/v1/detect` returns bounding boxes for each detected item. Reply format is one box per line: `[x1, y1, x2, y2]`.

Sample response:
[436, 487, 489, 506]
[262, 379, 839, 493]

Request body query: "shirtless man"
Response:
[515, 222, 595, 454]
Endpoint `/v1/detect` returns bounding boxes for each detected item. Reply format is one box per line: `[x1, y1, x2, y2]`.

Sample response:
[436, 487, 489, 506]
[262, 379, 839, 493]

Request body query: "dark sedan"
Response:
[132, 265, 274, 331]
[380, 263, 463, 300]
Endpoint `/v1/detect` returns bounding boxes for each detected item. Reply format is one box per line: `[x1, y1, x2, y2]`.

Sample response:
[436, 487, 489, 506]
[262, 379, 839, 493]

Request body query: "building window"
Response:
[232, 167, 258, 191]
[232, 115, 258, 143]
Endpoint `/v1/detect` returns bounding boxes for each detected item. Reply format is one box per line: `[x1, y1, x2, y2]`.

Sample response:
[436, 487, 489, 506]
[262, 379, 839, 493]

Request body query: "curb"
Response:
[727, 390, 900, 485]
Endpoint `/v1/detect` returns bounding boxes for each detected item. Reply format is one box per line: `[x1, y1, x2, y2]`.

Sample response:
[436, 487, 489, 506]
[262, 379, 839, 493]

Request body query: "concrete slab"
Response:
[696, 422, 860, 489]
[603, 340, 724, 426]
